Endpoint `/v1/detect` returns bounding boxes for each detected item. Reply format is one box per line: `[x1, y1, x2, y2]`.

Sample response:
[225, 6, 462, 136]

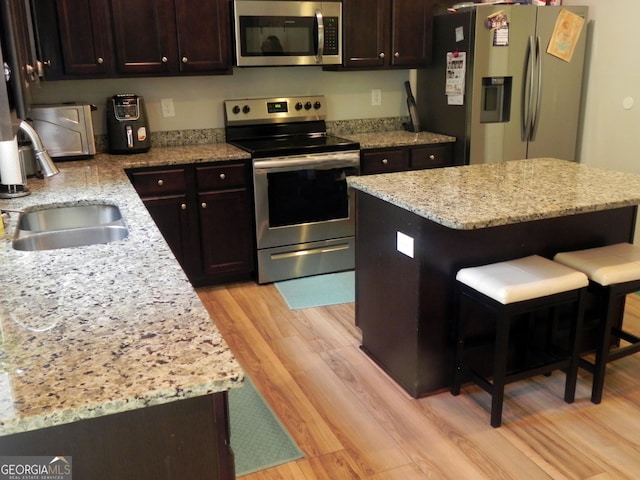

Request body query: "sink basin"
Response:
[12, 203, 129, 251]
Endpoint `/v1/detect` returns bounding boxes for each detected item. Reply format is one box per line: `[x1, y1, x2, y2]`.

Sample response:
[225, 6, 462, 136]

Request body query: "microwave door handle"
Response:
[315, 9, 324, 64]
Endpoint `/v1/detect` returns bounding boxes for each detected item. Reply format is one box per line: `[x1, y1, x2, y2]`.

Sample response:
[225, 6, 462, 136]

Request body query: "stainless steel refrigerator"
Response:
[416, 4, 588, 165]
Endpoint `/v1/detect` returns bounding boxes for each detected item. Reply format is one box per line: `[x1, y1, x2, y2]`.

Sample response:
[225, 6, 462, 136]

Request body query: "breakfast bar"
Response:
[348, 158, 640, 398]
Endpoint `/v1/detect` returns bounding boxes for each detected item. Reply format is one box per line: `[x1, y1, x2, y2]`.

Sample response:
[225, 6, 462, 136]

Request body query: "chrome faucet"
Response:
[18, 120, 59, 177]
[0, 121, 59, 198]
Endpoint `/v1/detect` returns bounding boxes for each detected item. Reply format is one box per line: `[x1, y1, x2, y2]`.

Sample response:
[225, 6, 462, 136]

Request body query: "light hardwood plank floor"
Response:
[197, 283, 640, 480]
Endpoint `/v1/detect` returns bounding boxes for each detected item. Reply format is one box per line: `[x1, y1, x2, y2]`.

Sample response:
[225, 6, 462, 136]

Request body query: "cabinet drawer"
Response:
[196, 163, 248, 190]
[130, 168, 187, 196]
[361, 149, 409, 175]
[410, 144, 453, 170]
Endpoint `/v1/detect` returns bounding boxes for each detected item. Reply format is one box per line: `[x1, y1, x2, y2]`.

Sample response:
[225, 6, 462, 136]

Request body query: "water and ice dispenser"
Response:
[480, 76, 512, 123]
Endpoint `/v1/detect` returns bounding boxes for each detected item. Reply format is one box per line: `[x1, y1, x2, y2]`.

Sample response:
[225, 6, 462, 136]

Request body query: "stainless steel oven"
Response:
[225, 95, 360, 284]
[232, 0, 342, 67]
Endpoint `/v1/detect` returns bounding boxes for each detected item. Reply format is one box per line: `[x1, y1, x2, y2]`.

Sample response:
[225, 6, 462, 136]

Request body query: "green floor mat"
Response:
[275, 271, 355, 309]
[229, 377, 304, 476]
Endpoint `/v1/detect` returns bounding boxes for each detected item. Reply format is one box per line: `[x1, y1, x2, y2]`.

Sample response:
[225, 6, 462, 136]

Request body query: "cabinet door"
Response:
[174, 0, 230, 73]
[142, 194, 191, 269]
[197, 189, 254, 279]
[342, 0, 389, 68]
[390, 0, 433, 67]
[51, 0, 113, 76]
[110, 0, 176, 75]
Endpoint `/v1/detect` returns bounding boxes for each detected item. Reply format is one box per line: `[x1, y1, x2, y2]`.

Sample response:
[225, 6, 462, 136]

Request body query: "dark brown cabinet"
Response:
[110, 0, 230, 75]
[195, 164, 255, 280]
[0, 393, 235, 480]
[128, 161, 255, 286]
[337, 0, 434, 70]
[34, 0, 231, 79]
[360, 142, 453, 175]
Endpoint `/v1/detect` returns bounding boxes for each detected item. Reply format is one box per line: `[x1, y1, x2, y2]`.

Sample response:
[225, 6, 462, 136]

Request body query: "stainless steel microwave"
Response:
[233, 0, 342, 67]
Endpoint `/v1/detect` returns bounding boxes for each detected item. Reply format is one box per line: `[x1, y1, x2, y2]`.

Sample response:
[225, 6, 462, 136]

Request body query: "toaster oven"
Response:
[29, 103, 97, 159]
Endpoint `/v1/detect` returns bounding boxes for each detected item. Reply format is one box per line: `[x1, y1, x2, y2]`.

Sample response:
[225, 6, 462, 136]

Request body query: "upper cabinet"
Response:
[334, 0, 434, 70]
[33, 0, 231, 79]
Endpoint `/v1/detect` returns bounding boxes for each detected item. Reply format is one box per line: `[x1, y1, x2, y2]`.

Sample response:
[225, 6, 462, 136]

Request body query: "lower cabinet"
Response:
[196, 164, 255, 280]
[0, 393, 235, 480]
[128, 161, 255, 286]
[360, 142, 453, 175]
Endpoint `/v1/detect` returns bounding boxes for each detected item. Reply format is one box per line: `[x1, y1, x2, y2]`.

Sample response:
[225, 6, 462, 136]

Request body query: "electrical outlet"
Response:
[371, 89, 382, 106]
[161, 98, 175, 117]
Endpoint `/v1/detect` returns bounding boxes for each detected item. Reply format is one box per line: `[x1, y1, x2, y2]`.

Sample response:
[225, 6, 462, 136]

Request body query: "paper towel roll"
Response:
[0, 137, 25, 185]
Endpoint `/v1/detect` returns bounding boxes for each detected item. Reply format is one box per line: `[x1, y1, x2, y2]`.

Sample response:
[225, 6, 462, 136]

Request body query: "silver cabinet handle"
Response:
[394, 52, 399, 58]
[429, 154, 435, 161]
[382, 158, 388, 165]
[379, 52, 385, 59]
[180, 203, 187, 210]
[201, 202, 207, 209]
[181, 56, 188, 63]
[157, 179, 164, 186]
[219, 173, 226, 180]
[97, 57, 104, 64]
[161, 56, 168, 63]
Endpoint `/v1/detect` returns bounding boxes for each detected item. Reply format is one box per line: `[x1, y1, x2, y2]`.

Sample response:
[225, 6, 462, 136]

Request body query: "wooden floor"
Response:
[197, 283, 640, 480]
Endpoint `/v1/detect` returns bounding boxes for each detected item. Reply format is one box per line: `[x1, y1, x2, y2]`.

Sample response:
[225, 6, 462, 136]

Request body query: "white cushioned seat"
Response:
[456, 255, 589, 304]
[553, 243, 640, 286]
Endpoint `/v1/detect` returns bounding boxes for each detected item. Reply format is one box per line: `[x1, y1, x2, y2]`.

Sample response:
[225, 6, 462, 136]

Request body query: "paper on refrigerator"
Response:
[446, 52, 466, 105]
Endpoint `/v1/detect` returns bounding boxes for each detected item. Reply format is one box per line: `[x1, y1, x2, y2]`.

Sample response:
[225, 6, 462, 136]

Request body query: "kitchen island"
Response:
[0, 144, 249, 479]
[348, 158, 640, 398]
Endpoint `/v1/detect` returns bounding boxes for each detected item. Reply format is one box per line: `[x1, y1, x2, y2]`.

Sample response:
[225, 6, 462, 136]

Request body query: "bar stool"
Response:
[554, 243, 640, 404]
[452, 255, 588, 427]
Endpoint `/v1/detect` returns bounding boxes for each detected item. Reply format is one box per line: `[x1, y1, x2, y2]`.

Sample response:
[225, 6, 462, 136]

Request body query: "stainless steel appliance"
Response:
[233, 0, 342, 67]
[225, 95, 359, 284]
[106, 94, 151, 154]
[29, 103, 97, 158]
[416, 4, 588, 165]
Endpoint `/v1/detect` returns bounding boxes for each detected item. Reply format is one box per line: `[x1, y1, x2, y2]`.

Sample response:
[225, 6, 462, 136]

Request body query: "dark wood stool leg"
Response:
[591, 289, 617, 404]
[564, 289, 586, 403]
[490, 311, 510, 428]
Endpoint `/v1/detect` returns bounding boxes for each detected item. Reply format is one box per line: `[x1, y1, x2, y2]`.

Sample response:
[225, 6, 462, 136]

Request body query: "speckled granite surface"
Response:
[344, 130, 455, 150]
[348, 158, 640, 230]
[0, 143, 250, 436]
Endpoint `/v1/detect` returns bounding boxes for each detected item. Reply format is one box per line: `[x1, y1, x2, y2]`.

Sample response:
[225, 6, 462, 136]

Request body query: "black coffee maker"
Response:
[106, 94, 151, 154]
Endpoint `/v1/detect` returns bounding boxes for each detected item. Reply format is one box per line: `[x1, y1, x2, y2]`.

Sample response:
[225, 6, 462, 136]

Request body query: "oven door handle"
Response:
[254, 152, 360, 173]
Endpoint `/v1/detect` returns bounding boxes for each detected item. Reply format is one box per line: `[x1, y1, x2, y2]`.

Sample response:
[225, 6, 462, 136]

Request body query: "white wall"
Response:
[31, 67, 411, 135]
[562, 0, 640, 241]
[563, 0, 640, 173]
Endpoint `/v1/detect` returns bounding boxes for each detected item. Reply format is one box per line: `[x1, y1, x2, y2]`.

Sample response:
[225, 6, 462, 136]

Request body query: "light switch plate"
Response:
[161, 98, 175, 117]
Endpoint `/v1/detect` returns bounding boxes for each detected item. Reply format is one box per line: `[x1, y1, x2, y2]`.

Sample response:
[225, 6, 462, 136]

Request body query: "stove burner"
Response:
[228, 134, 358, 158]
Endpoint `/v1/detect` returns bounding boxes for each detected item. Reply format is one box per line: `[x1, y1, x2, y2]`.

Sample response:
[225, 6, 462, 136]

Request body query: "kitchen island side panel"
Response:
[355, 191, 637, 397]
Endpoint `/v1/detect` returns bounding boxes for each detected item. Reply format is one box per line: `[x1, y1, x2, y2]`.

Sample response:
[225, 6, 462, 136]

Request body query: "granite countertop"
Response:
[0, 143, 250, 436]
[343, 130, 455, 150]
[348, 158, 640, 230]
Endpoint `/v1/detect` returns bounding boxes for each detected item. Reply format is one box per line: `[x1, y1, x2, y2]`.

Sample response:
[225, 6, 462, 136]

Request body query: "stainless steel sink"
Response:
[12, 203, 129, 251]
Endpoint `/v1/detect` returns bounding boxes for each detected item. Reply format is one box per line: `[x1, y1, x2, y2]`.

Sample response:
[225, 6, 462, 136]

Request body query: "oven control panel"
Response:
[224, 95, 328, 126]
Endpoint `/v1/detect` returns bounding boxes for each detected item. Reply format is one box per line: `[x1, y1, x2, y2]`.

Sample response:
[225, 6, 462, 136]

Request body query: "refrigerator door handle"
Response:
[522, 36, 535, 142]
[530, 35, 543, 141]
